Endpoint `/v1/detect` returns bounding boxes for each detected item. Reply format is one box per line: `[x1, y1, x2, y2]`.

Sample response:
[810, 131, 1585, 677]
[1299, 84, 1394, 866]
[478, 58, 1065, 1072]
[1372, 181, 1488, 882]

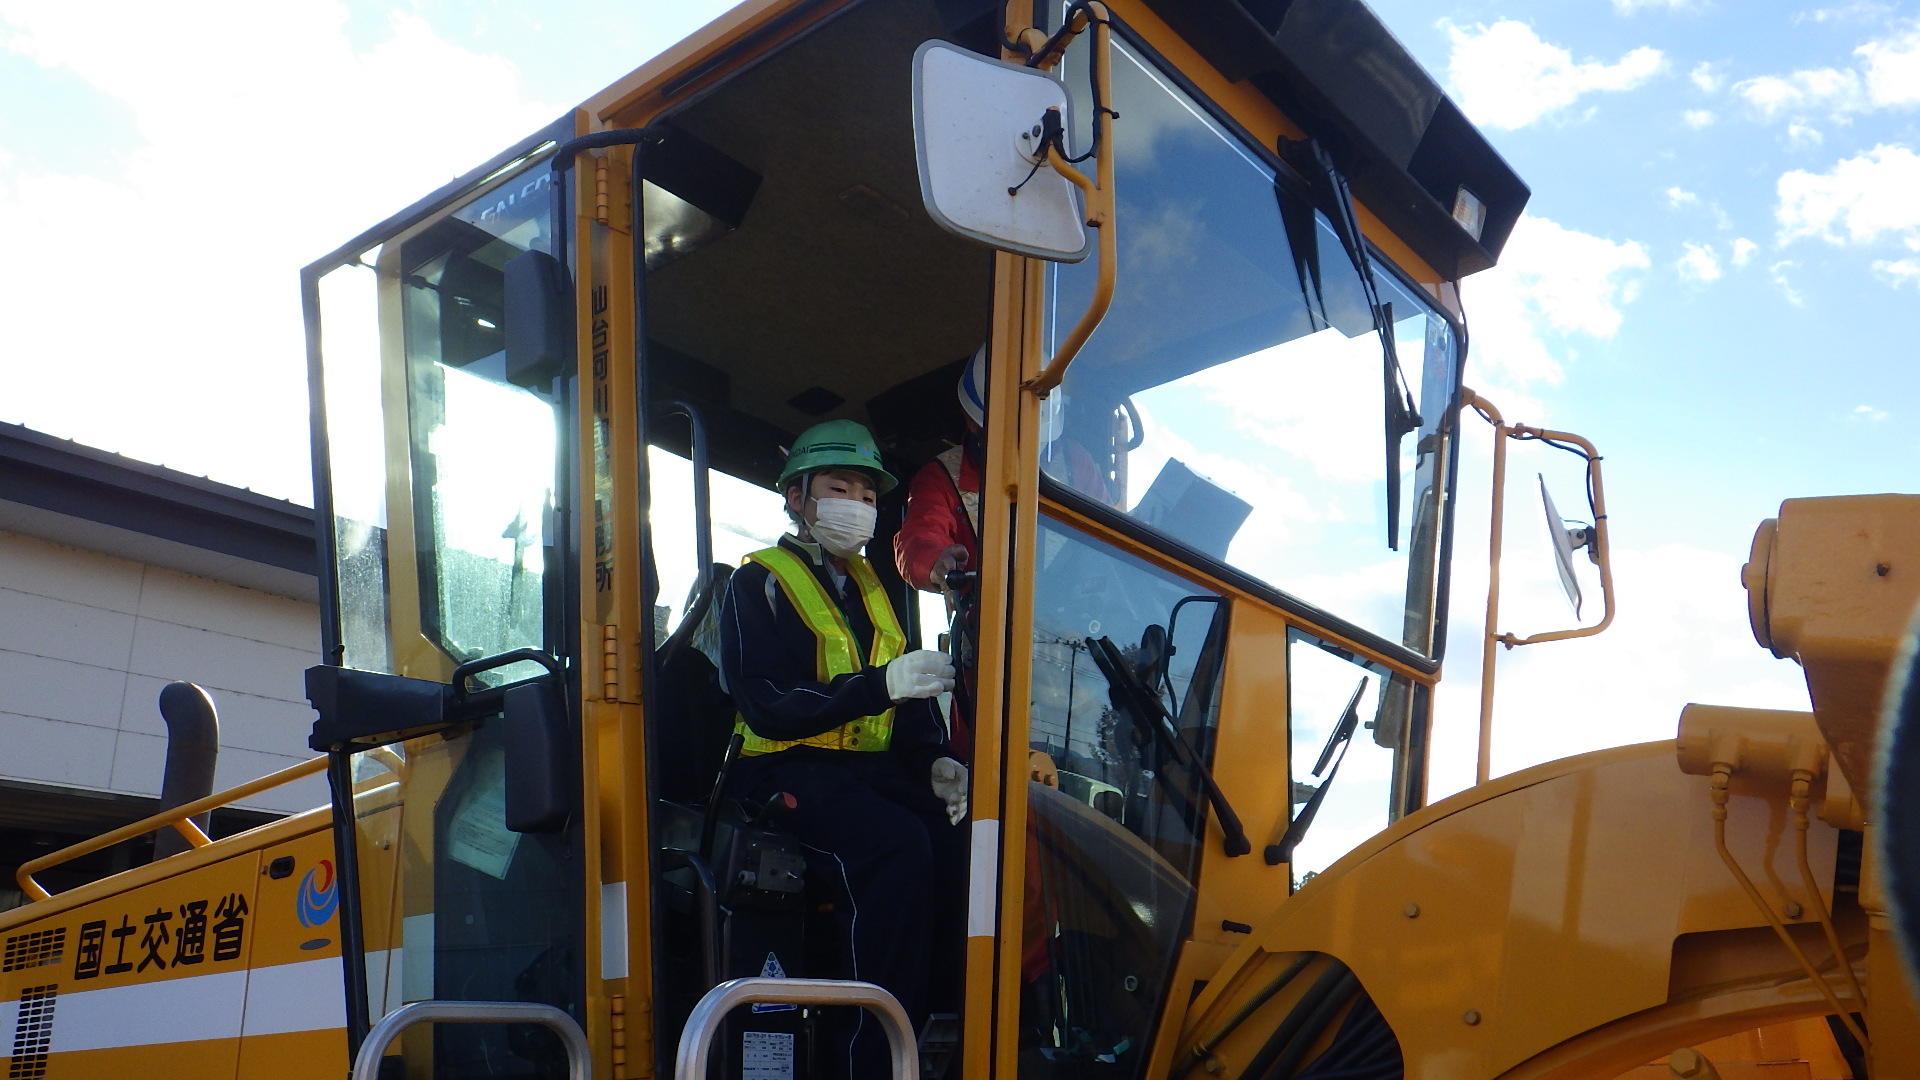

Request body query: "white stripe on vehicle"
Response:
[240, 957, 346, 1036]
[968, 818, 999, 937]
[51, 969, 250, 1051]
[0, 957, 353, 1057]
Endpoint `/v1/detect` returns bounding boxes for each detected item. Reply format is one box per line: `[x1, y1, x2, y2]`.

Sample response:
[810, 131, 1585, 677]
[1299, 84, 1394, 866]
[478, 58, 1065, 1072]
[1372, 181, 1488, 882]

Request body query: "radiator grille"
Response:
[7, 984, 57, 1079]
[0, 930, 64, 974]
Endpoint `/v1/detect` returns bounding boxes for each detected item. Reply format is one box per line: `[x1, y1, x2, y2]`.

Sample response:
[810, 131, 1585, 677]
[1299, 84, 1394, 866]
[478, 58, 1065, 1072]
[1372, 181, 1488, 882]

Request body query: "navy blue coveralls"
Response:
[718, 534, 967, 1080]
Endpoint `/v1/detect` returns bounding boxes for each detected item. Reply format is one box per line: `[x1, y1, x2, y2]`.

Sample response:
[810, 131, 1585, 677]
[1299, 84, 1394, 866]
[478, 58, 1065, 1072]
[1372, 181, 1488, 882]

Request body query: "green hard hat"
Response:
[778, 419, 897, 495]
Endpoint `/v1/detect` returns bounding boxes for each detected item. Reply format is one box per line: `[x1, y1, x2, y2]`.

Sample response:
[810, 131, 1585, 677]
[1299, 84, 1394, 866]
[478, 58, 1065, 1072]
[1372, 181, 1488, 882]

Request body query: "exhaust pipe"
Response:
[152, 682, 219, 861]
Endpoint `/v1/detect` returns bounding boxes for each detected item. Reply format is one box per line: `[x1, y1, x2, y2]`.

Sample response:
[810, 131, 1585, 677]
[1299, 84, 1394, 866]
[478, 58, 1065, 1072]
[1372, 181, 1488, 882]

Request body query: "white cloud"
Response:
[1613, 0, 1695, 10]
[1732, 21, 1920, 119]
[1852, 404, 1891, 421]
[1460, 215, 1649, 409]
[1798, 3, 1896, 23]
[1683, 108, 1715, 127]
[1769, 259, 1807, 305]
[1731, 237, 1759, 266]
[1429, 482, 1810, 795]
[1734, 67, 1866, 116]
[0, 0, 565, 499]
[1446, 20, 1664, 130]
[1858, 22, 1920, 106]
[1678, 242, 1722, 281]
[1776, 144, 1920, 245]
[1875, 258, 1920, 286]
[1788, 121, 1825, 147]
[1689, 61, 1723, 92]
[1664, 186, 1734, 230]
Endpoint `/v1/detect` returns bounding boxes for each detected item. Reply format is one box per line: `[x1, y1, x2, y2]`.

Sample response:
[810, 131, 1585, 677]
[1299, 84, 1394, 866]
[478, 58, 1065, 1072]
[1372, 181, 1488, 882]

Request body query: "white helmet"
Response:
[1038, 388, 1065, 448]
[958, 345, 987, 428]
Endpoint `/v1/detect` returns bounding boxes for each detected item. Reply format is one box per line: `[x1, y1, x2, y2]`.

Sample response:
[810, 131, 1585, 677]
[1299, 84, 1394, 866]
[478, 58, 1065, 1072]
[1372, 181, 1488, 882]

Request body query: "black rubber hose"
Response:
[1260, 969, 1360, 1080]
[1236, 959, 1352, 1080]
[1184, 953, 1315, 1073]
[1295, 991, 1402, 1079]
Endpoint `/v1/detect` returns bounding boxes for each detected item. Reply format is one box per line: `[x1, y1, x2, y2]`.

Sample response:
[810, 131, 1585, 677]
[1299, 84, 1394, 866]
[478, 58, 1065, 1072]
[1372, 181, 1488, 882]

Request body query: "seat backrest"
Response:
[651, 562, 738, 805]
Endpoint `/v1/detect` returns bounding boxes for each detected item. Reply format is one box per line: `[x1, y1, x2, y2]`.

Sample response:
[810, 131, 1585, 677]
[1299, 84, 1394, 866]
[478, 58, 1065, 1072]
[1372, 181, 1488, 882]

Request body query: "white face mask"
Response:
[809, 497, 876, 557]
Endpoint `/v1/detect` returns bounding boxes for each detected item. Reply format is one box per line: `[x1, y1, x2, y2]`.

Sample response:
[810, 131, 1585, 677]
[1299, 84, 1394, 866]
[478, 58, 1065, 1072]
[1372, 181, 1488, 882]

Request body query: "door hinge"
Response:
[595, 156, 612, 227]
[602, 622, 621, 701]
[611, 993, 628, 1079]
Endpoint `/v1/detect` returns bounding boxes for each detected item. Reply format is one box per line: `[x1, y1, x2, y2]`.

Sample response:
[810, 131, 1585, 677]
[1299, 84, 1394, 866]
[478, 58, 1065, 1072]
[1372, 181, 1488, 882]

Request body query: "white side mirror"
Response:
[912, 41, 1090, 262]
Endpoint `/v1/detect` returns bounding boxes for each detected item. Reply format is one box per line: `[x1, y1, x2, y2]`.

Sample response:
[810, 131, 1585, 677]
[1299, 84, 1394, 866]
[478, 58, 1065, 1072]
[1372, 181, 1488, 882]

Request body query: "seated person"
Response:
[718, 418, 969, 1080]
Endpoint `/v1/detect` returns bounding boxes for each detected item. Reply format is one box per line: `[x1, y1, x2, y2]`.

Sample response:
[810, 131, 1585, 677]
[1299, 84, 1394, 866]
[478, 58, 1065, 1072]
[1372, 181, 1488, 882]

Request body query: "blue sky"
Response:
[1, 0, 1913, 790]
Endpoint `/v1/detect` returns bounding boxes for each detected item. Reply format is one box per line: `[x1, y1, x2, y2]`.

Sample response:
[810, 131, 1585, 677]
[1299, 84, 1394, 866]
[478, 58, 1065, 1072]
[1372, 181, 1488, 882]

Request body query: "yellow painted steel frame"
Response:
[15, 757, 328, 902]
[1466, 390, 1618, 785]
[1020, 2, 1116, 399]
[576, 128, 651, 1080]
[1028, 497, 1445, 1080]
[1176, 733, 1861, 1079]
[977, 2, 1465, 1076]
[0, 805, 347, 1079]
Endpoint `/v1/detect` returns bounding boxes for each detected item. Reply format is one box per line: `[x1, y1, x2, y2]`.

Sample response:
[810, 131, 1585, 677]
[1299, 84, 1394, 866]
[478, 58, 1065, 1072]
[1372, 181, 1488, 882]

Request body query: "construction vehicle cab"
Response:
[70, 0, 1920, 1077]
[292, 2, 1512, 1077]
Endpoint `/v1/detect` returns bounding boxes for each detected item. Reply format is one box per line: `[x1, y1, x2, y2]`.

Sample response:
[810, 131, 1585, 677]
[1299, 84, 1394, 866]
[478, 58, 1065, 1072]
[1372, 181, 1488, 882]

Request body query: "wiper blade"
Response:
[1265, 676, 1369, 866]
[1277, 138, 1422, 550]
[1377, 302, 1421, 552]
[1086, 636, 1252, 858]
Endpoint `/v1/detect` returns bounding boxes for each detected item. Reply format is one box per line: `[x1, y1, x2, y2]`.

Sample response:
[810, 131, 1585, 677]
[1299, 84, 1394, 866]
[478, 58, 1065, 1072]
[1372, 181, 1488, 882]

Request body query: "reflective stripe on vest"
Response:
[734, 545, 907, 755]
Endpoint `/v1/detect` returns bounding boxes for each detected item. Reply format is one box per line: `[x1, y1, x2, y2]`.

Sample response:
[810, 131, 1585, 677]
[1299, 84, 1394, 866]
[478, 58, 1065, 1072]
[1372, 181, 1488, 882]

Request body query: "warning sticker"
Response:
[749, 951, 796, 1014]
[741, 1031, 795, 1080]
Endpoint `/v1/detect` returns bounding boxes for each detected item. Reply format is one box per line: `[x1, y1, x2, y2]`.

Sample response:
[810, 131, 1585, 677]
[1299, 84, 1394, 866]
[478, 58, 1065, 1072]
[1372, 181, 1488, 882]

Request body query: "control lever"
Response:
[747, 791, 798, 828]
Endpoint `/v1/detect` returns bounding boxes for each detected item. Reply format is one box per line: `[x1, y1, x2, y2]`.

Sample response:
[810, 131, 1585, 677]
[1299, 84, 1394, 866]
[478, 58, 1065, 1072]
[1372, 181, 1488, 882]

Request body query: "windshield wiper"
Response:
[1276, 138, 1422, 551]
[1086, 635, 1252, 857]
[1265, 676, 1369, 866]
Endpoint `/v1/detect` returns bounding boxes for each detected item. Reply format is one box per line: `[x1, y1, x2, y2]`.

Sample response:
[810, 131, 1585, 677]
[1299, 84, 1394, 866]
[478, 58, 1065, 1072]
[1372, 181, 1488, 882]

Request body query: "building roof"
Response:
[0, 423, 318, 601]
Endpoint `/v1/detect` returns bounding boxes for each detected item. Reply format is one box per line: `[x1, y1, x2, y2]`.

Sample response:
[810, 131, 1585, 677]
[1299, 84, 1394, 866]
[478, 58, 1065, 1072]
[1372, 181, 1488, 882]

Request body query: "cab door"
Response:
[301, 118, 591, 1078]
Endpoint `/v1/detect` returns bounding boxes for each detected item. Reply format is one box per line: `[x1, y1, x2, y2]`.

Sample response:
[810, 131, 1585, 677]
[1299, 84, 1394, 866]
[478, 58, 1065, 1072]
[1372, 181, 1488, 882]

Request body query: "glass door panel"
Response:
[344, 715, 581, 1077]
[304, 126, 584, 1076]
[1021, 516, 1228, 1080]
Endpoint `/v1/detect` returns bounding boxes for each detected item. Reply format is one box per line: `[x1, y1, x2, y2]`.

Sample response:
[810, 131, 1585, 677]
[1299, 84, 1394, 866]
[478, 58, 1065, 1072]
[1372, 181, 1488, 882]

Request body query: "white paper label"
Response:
[742, 1031, 795, 1080]
[447, 744, 522, 880]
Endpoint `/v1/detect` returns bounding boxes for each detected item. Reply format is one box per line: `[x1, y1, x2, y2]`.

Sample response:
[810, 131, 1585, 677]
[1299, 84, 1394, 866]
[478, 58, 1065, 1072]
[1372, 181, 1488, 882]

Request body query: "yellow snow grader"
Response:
[5, 1, 1915, 1077]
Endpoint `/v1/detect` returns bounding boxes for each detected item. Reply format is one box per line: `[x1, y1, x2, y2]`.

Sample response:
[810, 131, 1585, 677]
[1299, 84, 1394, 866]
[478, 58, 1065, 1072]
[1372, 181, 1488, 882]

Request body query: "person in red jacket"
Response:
[894, 348, 989, 760]
[895, 349, 1115, 759]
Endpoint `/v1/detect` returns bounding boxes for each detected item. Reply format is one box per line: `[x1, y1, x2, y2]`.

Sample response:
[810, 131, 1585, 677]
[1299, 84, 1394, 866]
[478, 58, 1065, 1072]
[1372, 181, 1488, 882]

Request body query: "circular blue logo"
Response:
[297, 860, 339, 928]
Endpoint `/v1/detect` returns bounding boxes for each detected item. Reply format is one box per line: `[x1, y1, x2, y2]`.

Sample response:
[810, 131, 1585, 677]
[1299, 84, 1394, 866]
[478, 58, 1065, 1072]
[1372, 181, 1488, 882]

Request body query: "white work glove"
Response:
[885, 650, 955, 702]
[930, 757, 969, 825]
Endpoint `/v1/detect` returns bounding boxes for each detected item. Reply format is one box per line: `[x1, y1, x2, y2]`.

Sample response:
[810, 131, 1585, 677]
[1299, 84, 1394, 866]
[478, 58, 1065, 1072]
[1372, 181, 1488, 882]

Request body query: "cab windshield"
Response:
[1048, 34, 1459, 656]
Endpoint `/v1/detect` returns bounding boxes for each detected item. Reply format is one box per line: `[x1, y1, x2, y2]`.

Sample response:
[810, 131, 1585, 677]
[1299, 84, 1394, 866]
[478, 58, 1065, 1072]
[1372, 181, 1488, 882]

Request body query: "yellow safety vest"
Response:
[733, 545, 907, 756]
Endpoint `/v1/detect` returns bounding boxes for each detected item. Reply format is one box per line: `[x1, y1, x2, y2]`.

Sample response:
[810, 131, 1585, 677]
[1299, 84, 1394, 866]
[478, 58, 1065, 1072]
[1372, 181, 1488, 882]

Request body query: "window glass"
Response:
[398, 172, 559, 680]
[1283, 631, 1413, 883]
[345, 719, 579, 1067]
[1048, 36, 1459, 654]
[316, 257, 394, 673]
[1023, 516, 1226, 1080]
[647, 446, 790, 640]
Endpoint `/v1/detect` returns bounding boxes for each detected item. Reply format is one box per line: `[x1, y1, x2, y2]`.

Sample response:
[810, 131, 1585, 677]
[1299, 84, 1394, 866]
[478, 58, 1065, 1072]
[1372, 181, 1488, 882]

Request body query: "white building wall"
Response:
[0, 529, 325, 814]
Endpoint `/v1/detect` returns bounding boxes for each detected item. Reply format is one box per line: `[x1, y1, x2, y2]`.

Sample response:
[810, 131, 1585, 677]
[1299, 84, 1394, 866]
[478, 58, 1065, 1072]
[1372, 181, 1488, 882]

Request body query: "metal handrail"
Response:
[1463, 389, 1617, 786]
[15, 755, 330, 901]
[677, 978, 918, 1080]
[350, 1000, 591, 1080]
